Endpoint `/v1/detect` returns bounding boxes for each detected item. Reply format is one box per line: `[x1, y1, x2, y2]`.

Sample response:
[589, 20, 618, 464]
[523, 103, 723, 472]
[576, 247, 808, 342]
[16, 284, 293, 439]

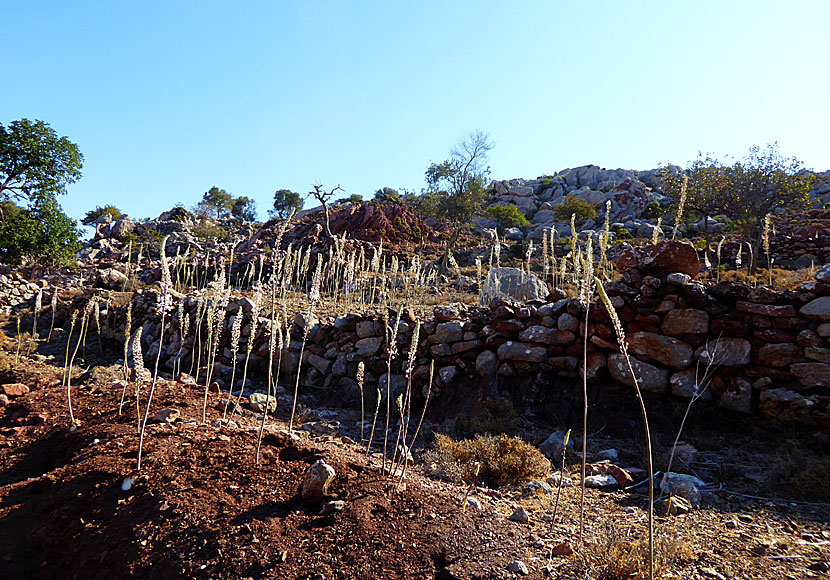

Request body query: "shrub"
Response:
[192, 221, 228, 240]
[616, 228, 632, 239]
[485, 204, 530, 231]
[424, 433, 551, 488]
[552, 195, 597, 223]
[641, 200, 663, 219]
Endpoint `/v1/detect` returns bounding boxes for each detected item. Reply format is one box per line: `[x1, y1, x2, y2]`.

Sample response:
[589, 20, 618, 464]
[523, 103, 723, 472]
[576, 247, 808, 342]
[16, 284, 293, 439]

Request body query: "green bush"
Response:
[552, 195, 597, 224]
[641, 200, 663, 219]
[485, 204, 530, 231]
[616, 228, 632, 239]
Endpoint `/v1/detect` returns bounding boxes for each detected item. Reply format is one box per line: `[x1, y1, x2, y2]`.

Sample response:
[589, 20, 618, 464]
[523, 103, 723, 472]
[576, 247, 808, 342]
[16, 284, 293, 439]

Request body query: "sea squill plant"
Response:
[382, 305, 403, 475]
[47, 288, 58, 343]
[551, 428, 571, 527]
[28, 288, 43, 355]
[256, 305, 281, 463]
[366, 387, 383, 456]
[763, 213, 772, 286]
[578, 234, 594, 546]
[232, 286, 263, 413]
[391, 320, 420, 479]
[62, 310, 79, 426]
[118, 302, 133, 414]
[357, 361, 365, 443]
[651, 216, 662, 245]
[716, 236, 725, 283]
[671, 175, 688, 240]
[289, 260, 322, 433]
[93, 300, 102, 354]
[137, 236, 173, 471]
[596, 277, 655, 580]
[130, 327, 150, 431]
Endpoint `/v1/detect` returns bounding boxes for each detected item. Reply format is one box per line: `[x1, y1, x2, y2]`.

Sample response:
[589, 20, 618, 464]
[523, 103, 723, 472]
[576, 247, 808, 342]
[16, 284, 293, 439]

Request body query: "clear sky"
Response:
[2, 0, 828, 225]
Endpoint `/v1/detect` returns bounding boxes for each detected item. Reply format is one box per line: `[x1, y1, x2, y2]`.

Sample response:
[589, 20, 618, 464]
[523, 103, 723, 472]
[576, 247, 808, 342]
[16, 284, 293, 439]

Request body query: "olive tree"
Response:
[421, 130, 493, 272]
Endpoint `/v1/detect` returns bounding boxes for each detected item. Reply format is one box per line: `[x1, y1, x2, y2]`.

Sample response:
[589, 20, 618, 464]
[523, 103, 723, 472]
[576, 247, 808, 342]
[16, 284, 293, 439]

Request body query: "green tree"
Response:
[485, 204, 530, 232]
[81, 204, 123, 226]
[231, 196, 257, 221]
[270, 189, 304, 219]
[198, 186, 234, 219]
[0, 118, 83, 204]
[422, 130, 493, 271]
[0, 198, 81, 265]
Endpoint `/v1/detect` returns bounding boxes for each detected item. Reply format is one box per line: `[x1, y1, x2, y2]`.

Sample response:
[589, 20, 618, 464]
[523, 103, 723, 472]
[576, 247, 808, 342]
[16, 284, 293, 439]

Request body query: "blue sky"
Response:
[2, 1, 828, 225]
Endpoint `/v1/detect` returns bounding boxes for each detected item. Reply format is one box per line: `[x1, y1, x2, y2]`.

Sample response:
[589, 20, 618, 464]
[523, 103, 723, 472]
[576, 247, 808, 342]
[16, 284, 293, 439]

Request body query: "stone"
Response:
[627, 332, 693, 369]
[669, 369, 713, 400]
[465, 497, 483, 511]
[522, 480, 553, 495]
[307, 353, 332, 375]
[176, 373, 197, 385]
[1, 383, 30, 397]
[354, 337, 382, 356]
[660, 472, 704, 506]
[801, 296, 830, 321]
[518, 325, 574, 345]
[438, 366, 458, 384]
[615, 240, 700, 278]
[302, 459, 336, 502]
[757, 343, 804, 367]
[549, 541, 574, 557]
[433, 305, 459, 322]
[475, 350, 499, 376]
[596, 449, 619, 461]
[607, 353, 669, 393]
[497, 341, 547, 363]
[430, 322, 463, 344]
[248, 393, 278, 413]
[584, 474, 619, 489]
[0, 394, 8, 407]
[660, 495, 693, 515]
[805, 347, 830, 364]
[587, 463, 634, 487]
[580, 352, 606, 381]
[818, 323, 830, 338]
[759, 388, 815, 422]
[504, 227, 524, 240]
[791, 363, 830, 387]
[151, 408, 180, 424]
[660, 309, 709, 335]
[96, 268, 129, 290]
[666, 272, 691, 286]
[355, 320, 378, 338]
[546, 473, 574, 487]
[557, 312, 580, 333]
[507, 560, 529, 575]
[736, 301, 795, 317]
[539, 431, 574, 460]
[695, 338, 751, 367]
[318, 500, 345, 515]
[480, 267, 548, 303]
[509, 507, 530, 523]
[816, 263, 830, 283]
[718, 377, 752, 414]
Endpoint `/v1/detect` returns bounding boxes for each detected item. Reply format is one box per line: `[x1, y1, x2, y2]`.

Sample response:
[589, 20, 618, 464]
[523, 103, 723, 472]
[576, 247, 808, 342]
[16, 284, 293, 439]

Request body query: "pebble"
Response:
[507, 560, 529, 575]
[302, 459, 336, 502]
[465, 497, 483, 511]
[509, 507, 530, 524]
[151, 408, 180, 424]
[584, 474, 618, 489]
[318, 500, 345, 515]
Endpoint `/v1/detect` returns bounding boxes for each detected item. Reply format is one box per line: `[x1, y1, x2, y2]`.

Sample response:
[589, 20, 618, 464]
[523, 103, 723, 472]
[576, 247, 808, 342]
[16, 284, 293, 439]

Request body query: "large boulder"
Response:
[660, 309, 709, 335]
[800, 297, 830, 322]
[96, 268, 129, 290]
[695, 338, 751, 367]
[615, 240, 700, 278]
[110, 216, 134, 239]
[481, 268, 548, 304]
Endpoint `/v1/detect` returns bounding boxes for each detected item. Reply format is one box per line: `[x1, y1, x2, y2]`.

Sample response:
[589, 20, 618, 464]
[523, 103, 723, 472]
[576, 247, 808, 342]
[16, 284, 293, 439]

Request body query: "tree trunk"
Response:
[321, 201, 333, 241]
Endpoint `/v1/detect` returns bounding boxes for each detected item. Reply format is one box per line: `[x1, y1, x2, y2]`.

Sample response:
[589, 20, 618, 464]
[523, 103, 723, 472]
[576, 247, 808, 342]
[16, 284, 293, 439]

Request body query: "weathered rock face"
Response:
[480, 268, 548, 303]
[96, 268, 129, 290]
[615, 240, 701, 278]
[695, 338, 751, 367]
[497, 341, 547, 363]
[800, 296, 830, 321]
[791, 363, 830, 387]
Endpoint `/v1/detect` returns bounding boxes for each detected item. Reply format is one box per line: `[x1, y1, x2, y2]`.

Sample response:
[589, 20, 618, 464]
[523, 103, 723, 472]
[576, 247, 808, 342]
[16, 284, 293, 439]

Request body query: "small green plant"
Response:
[552, 195, 597, 224]
[641, 200, 663, 219]
[616, 228, 632, 239]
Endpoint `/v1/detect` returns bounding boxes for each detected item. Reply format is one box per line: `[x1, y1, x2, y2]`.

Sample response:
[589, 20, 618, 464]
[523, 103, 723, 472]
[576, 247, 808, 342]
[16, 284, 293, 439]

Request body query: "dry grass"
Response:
[424, 433, 551, 488]
[454, 398, 522, 437]
[698, 266, 816, 290]
[773, 441, 830, 502]
[576, 522, 694, 580]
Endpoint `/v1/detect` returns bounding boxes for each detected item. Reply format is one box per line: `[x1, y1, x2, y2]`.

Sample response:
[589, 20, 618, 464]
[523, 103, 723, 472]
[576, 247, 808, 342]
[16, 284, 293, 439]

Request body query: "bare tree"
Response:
[310, 184, 344, 241]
